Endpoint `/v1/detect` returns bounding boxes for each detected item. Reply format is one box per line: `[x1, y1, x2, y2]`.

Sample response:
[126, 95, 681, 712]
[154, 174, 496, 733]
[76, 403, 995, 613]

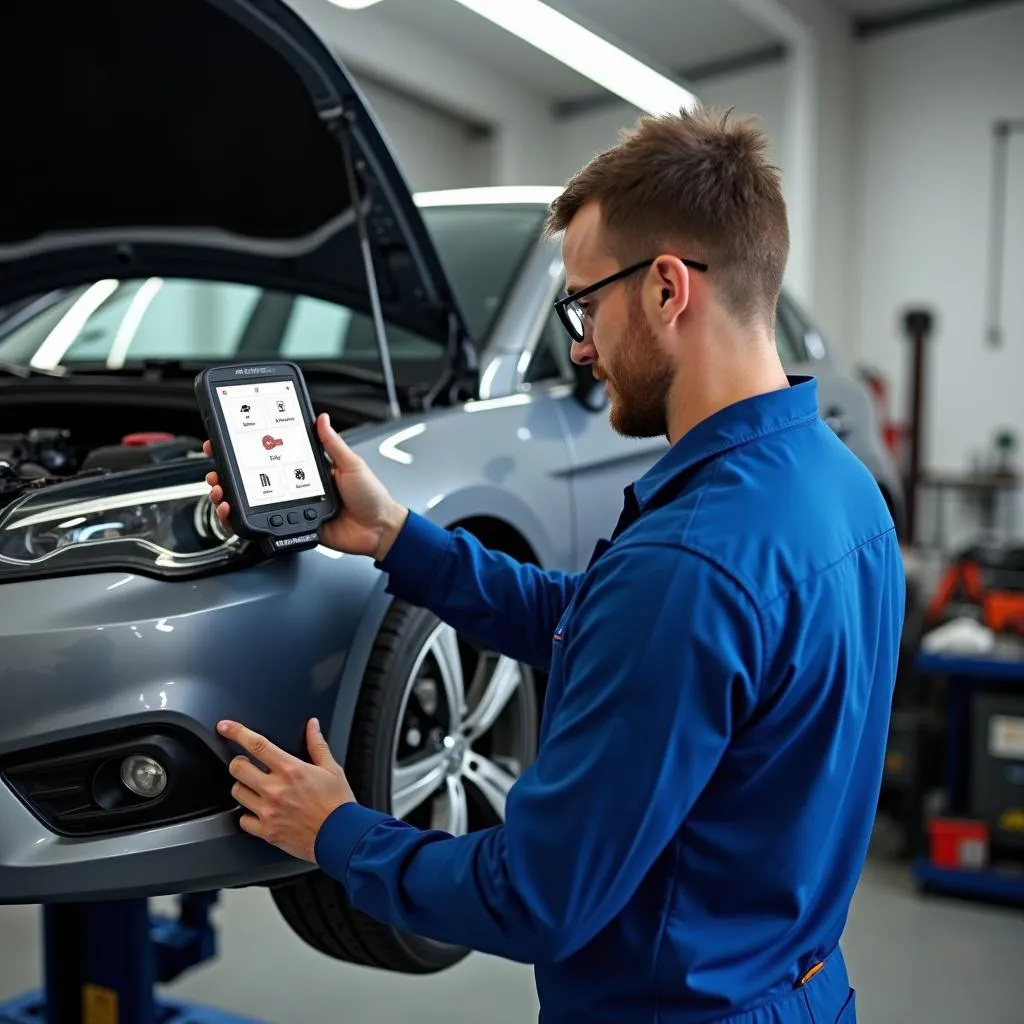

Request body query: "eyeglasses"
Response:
[553, 256, 709, 343]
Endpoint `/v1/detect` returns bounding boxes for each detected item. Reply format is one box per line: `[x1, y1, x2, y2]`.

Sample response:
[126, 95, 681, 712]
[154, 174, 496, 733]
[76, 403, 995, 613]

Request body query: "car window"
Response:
[0, 206, 547, 382]
[524, 308, 575, 385]
[775, 296, 810, 366]
[419, 205, 547, 342]
[280, 294, 353, 359]
[782, 295, 828, 361]
[0, 277, 445, 389]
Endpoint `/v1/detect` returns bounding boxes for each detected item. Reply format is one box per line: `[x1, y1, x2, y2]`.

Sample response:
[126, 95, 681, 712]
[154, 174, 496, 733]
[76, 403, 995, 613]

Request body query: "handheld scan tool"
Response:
[195, 362, 340, 555]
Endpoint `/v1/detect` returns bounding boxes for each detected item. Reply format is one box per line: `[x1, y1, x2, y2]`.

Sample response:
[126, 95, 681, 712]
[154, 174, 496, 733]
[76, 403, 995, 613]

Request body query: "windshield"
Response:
[420, 204, 547, 339]
[0, 205, 547, 386]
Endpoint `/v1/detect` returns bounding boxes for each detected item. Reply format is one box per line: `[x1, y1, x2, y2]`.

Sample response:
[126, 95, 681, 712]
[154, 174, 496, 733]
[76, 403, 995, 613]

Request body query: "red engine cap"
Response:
[121, 432, 176, 447]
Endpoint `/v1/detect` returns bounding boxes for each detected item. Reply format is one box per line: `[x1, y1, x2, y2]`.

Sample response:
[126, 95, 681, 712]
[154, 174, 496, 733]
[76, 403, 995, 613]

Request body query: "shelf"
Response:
[915, 651, 1024, 680]
[913, 858, 1024, 905]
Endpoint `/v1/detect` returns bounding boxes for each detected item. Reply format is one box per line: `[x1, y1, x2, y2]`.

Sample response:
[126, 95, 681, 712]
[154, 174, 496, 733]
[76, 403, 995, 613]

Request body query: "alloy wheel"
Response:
[390, 622, 534, 835]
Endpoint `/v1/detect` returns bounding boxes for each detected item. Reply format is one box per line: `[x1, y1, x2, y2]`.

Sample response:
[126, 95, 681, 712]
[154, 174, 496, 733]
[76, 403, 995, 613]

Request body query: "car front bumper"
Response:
[0, 548, 383, 904]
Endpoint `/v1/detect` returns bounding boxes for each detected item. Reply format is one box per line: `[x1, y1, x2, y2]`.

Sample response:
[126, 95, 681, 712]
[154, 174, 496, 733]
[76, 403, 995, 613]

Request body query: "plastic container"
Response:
[928, 817, 989, 870]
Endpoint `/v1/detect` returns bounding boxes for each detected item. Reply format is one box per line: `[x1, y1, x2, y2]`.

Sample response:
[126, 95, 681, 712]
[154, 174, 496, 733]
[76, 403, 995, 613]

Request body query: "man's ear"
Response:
[649, 255, 690, 326]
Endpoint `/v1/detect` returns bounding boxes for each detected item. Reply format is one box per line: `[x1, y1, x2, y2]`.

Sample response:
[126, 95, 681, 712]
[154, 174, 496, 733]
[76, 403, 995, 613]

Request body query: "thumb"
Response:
[306, 718, 338, 770]
[317, 413, 361, 471]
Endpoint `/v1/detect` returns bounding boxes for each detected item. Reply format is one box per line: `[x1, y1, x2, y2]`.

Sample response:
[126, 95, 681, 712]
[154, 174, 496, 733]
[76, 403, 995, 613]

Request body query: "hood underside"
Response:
[0, 0, 473, 369]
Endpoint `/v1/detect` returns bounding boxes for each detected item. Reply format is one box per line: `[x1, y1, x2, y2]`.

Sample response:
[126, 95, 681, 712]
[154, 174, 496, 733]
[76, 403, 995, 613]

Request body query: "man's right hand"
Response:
[204, 413, 409, 562]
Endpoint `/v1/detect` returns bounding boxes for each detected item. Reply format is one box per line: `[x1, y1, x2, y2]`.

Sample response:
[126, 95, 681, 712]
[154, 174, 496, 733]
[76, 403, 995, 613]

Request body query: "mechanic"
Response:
[207, 105, 906, 1023]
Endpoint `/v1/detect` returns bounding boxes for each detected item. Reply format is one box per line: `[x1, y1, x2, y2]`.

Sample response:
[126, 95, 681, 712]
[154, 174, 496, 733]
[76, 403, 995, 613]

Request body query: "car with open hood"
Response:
[0, 0, 904, 977]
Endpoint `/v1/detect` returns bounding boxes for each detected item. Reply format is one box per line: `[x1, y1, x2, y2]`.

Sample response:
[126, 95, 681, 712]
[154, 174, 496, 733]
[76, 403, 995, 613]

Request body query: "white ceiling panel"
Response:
[346, 0, 600, 97]
[549, 0, 780, 81]
[307, 0, 782, 104]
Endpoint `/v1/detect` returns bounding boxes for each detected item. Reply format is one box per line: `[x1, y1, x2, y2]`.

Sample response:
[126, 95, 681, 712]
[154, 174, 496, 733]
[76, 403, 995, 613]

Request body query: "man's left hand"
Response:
[216, 717, 356, 863]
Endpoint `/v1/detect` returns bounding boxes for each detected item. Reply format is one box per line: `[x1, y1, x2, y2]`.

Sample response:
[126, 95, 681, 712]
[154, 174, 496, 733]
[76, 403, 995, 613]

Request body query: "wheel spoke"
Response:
[427, 623, 466, 727]
[391, 750, 447, 819]
[462, 655, 522, 742]
[463, 754, 519, 821]
[432, 776, 469, 837]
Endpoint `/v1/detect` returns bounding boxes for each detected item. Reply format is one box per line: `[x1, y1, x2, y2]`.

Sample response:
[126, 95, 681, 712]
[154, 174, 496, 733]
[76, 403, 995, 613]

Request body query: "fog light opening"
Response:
[120, 754, 168, 798]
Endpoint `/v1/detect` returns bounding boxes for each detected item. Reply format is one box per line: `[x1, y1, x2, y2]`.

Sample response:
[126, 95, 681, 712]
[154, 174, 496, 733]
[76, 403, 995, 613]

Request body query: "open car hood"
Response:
[0, 0, 475, 381]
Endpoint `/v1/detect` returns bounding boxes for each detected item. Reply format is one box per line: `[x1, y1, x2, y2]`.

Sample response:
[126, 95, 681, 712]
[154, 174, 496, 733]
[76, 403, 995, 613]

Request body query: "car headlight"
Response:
[0, 459, 246, 580]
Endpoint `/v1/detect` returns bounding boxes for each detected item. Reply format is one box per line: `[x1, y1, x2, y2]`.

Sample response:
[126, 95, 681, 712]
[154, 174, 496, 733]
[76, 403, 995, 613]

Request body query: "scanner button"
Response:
[269, 514, 284, 527]
[304, 508, 317, 522]
[287, 511, 300, 525]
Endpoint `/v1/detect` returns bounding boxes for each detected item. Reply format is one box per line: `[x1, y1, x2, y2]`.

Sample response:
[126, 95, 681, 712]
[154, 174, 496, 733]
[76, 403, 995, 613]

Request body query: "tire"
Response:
[271, 599, 539, 973]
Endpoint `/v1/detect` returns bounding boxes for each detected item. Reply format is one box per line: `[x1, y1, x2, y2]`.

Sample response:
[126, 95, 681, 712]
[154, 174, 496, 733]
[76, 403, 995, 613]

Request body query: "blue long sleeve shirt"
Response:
[314, 376, 906, 1023]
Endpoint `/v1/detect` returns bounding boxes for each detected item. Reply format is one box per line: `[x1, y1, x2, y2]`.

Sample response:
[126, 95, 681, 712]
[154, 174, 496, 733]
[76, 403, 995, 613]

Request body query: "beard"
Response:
[598, 299, 673, 439]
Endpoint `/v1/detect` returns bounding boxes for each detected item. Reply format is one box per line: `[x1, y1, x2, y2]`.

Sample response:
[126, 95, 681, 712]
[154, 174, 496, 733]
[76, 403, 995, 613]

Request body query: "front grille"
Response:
[1, 725, 235, 837]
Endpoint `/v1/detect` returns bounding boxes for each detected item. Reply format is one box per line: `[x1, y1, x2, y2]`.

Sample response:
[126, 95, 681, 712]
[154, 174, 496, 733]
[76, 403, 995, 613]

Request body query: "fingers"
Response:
[305, 718, 338, 771]
[217, 720, 287, 770]
[229, 754, 269, 792]
[231, 780, 265, 816]
[204, 469, 230, 521]
[239, 813, 264, 839]
[206, 483, 230, 522]
[202, 440, 213, 457]
[317, 413, 361, 470]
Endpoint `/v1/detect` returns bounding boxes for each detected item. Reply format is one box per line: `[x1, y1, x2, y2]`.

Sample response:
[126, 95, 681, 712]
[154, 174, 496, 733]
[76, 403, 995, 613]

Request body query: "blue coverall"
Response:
[315, 376, 907, 1023]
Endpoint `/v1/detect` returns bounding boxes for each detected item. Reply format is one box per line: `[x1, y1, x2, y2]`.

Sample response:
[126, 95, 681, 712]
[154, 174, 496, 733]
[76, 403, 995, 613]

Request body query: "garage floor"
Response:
[0, 853, 1021, 1024]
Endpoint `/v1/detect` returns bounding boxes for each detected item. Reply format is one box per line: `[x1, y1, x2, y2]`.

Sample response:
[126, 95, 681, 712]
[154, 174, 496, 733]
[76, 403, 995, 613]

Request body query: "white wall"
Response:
[354, 77, 494, 191]
[551, 62, 789, 185]
[549, 58, 859, 349]
[852, 4, 1024, 479]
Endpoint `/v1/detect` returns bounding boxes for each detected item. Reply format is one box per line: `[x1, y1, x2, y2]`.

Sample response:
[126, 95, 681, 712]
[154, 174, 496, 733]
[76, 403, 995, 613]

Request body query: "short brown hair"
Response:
[546, 105, 789, 327]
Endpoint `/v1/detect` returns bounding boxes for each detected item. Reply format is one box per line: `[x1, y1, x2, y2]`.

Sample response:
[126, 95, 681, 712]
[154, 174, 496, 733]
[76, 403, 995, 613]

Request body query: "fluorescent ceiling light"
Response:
[449, 0, 698, 116]
[325, 0, 384, 9]
[415, 186, 562, 207]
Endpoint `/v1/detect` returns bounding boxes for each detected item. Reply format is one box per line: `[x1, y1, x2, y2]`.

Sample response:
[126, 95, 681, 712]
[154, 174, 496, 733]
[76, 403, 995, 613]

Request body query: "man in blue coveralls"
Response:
[209, 105, 906, 1022]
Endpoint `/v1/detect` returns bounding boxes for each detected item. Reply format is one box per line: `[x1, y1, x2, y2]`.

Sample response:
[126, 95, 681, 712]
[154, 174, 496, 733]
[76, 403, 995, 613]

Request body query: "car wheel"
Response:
[271, 599, 539, 972]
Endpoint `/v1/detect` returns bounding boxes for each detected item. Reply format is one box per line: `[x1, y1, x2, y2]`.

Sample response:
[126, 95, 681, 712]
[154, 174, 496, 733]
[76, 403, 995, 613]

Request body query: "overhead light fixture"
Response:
[325, 0, 384, 9]
[415, 186, 563, 207]
[449, 0, 698, 116]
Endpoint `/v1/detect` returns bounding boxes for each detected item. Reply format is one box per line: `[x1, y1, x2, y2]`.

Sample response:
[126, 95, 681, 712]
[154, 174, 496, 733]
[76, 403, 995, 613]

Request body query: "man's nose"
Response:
[570, 338, 597, 366]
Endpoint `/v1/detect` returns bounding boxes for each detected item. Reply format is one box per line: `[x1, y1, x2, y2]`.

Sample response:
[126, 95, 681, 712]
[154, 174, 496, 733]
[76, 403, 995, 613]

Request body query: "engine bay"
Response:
[0, 427, 203, 480]
[0, 377, 373, 511]
[0, 426, 207, 510]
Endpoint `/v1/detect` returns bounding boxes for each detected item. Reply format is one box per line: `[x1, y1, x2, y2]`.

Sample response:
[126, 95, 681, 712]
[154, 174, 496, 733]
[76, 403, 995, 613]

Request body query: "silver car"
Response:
[0, 0, 903, 977]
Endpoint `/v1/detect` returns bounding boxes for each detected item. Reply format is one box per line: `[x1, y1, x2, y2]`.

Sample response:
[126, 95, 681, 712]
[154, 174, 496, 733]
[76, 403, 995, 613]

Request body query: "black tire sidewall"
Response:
[279, 600, 538, 974]
[348, 602, 472, 971]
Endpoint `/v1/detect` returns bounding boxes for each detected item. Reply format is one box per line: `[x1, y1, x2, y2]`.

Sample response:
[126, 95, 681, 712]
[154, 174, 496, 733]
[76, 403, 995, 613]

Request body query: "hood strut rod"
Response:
[330, 111, 401, 420]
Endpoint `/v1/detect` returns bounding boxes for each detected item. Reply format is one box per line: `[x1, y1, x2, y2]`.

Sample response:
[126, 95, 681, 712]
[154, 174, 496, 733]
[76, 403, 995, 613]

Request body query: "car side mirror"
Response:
[572, 360, 607, 412]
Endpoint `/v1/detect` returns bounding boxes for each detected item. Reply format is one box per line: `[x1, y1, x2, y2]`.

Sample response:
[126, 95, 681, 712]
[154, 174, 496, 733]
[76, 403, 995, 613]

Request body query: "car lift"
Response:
[0, 893, 267, 1024]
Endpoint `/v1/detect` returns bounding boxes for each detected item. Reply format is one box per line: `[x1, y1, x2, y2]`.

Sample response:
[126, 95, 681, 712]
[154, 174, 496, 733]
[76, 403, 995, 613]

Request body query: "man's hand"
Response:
[217, 717, 357, 863]
[204, 412, 409, 561]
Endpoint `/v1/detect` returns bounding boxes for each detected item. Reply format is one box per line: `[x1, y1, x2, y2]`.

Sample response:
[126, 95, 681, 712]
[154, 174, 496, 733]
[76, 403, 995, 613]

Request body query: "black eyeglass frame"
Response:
[553, 255, 709, 342]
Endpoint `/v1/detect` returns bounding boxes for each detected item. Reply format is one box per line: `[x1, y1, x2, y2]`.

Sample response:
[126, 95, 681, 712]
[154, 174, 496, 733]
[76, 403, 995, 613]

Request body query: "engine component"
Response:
[0, 428, 74, 477]
[81, 435, 203, 473]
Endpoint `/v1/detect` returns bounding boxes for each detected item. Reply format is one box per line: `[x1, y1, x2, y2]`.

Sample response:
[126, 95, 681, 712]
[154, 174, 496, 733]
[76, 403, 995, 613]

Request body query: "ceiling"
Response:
[300, 0, 782, 103]
[296, 0, 1007, 111]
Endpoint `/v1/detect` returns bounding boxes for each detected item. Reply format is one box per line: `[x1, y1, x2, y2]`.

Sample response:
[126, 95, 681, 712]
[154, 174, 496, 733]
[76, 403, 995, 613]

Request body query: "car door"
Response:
[775, 291, 897, 495]
[535, 290, 858, 569]
[523, 308, 668, 569]
[775, 292, 848, 437]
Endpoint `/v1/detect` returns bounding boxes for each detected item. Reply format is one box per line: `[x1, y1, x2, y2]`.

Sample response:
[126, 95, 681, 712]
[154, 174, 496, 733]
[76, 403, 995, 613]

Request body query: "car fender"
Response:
[323, 404, 574, 759]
